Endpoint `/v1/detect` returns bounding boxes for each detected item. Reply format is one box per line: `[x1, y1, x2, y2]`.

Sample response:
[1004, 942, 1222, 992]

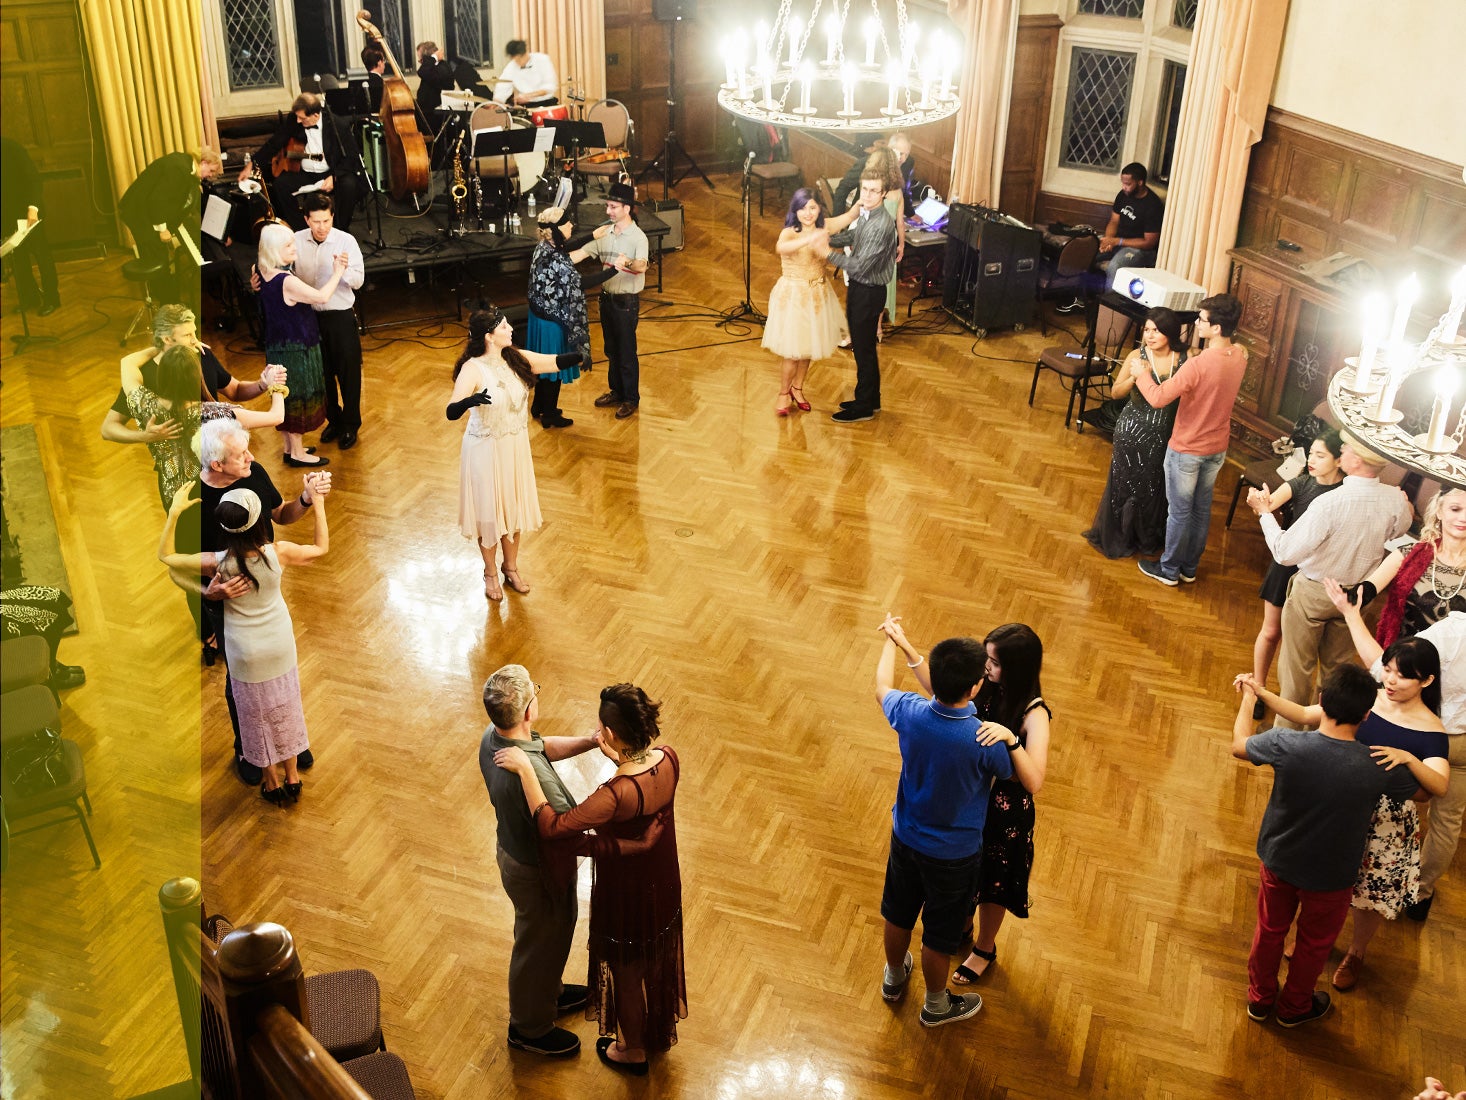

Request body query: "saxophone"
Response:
[450, 129, 469, 235]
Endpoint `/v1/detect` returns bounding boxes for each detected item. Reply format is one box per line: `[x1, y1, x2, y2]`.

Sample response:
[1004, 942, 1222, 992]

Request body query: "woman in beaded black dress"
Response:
[1084, 307, 1186, 558]
[952, 623, 1050, 986]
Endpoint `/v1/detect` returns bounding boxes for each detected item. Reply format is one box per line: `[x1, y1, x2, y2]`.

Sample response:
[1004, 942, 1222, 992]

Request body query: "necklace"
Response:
[1150, 350, 1177, 380]
[1429, 553, 1466, 602]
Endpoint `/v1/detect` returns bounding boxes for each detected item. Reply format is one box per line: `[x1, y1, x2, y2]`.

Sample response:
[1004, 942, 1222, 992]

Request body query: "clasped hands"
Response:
[1245, 482, 1274, 515]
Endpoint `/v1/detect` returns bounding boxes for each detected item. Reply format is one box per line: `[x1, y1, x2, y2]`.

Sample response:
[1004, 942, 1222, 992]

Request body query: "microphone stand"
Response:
[721, 151, 765, 326]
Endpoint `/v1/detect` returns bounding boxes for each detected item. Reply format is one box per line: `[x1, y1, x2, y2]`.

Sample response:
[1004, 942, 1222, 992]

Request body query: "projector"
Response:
[1110, 267, 1206, 311]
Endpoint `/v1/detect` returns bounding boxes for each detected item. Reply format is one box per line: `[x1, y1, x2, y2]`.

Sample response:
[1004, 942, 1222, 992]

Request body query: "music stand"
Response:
[471, 127, 543, 222]
[553, 120, 606, 199]
[325, 85, 369, 116]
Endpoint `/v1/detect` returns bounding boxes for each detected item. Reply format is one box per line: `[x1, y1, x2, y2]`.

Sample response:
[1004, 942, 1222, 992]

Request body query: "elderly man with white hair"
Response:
[197, 417, 331, 783]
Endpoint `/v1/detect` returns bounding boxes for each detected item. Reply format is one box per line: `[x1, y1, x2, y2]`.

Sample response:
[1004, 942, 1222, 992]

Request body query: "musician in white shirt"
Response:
[493, 41, 558, 107]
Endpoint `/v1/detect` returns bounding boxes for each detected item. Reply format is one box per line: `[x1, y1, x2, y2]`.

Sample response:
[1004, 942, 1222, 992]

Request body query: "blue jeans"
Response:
[1105, 245, 1157, 282]
[1159, 447, 1226, 580]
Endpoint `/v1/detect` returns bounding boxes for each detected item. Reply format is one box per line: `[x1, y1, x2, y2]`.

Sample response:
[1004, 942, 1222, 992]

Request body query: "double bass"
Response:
[355, 11, 429, 200]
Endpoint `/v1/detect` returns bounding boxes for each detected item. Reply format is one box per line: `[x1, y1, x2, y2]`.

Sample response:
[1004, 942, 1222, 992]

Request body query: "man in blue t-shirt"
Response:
[873, 616, 1017, 1028]
[1232, 665, 1423, 1028]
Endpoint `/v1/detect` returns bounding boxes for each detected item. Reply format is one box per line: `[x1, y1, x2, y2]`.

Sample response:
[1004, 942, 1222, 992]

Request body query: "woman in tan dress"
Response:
[761, 188, 848, 416]
[446, 306, 584, 600]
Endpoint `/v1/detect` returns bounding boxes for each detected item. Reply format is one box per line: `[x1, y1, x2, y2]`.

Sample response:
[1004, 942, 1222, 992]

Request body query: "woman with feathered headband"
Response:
[447, 306, 585, 600]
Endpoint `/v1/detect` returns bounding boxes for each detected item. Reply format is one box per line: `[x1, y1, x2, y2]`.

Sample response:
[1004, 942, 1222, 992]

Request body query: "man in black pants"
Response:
[198, 418, 328, 784]
[295, 193, 365, 448]
[253, 93, 360, 232]
[118, 151, 201, 303]
[1, 136, 60, 315]
[818, 176, 899, 423]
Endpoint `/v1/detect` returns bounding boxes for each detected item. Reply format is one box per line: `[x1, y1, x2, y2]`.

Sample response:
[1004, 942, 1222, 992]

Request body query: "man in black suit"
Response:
[253, 93, 360, 232]
[361, 45, 385, 114]
[415, 41, 457, 118]
[118, 151, 201, 304]
[0, 136, 60, 315]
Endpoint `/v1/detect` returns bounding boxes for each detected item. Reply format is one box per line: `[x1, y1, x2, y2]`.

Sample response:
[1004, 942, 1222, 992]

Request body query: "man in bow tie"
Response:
[253, 92, 360, 232]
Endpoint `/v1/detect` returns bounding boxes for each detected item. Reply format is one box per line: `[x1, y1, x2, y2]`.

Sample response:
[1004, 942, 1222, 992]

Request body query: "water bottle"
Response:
[527, 192, 536, 213]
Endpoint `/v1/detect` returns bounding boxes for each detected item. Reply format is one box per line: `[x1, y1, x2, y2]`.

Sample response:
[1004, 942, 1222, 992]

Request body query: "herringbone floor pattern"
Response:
[2, 178, 1462, 1100]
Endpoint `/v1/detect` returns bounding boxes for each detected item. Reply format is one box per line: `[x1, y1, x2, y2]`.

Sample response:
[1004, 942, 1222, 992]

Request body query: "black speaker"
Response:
[649, 199, 684, 251]
[652, 0, 695, 20]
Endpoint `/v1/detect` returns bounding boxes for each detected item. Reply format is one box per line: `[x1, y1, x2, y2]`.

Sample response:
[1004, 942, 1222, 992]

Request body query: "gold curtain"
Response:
[78, 0, 202, 206]
[945, 0, 1018, 205]
[511, 0, 608, 104]
[1155, 0, 1289, 290]
[201, 45, 220, 155]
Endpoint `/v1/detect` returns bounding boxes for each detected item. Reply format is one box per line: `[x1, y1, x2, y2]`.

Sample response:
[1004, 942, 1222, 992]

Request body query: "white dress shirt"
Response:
[292, 227, 364, 312]
[301, 125, 328, 174]
[1259, 474, 1413, 583]
[1372, 611, 1466, 735]
[493, 53, 558, 105]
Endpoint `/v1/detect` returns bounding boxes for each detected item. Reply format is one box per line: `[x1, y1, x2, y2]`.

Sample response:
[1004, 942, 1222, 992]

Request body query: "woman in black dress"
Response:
[952, 623, 1050, 985]
[1084, 308, 1186, 558]
[1249, 428, 1343, 717]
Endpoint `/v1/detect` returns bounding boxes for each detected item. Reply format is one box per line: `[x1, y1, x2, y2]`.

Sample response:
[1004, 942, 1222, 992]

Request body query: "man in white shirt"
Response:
[493, 40, 559, 107]
[294, 193, 365, 448]
[1247, 430, 1412, 726]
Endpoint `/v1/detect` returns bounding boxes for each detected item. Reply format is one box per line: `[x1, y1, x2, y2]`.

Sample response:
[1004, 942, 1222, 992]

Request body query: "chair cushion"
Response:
[305, 969, 384, 1062]
[0, 684, 59, 748]
[751, 163, 801, 180]
[2, 737, 88, 814]
[1038, 346, 1106, 379]
[1, 637, 51, 693]
[122, 259, 167, 280]
[341, 1051, 417, 1100]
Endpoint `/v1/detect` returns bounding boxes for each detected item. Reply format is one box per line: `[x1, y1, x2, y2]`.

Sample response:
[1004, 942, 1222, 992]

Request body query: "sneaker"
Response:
[235, 756, 263, 785]
[593, 391, 624, 408]
[556, 984, 589, 1014]
[839, 399, 881, 411]
[507, 1024, 581, 1056]
[1178, 571, 1197, 584]
[831, 407, 876, 423]
[1246, 999, 1273, 1023]
[919, 990, 983, 1027]
[1404, 893, 1434, 922]
[1138, 560, 1178, 587]
[1276, 991, 1332, 1029]
[881, 951, 913, 1001]
[1055, 297, 1085, 314]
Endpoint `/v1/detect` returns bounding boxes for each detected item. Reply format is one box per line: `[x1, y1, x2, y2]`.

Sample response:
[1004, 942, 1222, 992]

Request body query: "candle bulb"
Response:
[939, 45, 954, 99]
[885, 64, 901, 115]
[864, 18, 878, 66]
[1353, 293, 1385, 390]
[1445, 266, 1466, 344]
[787, 16, 801, 67]
[755, 21, 770, 70]
[797, 62, 813, 113]
[841, 66, 857, 116]
[919, 75, 932, 107]
[903, 25, 921, 73]
[724, 55, 736, 88]
[1425, 370, 1457, 451]
[762, 65, 774, 108]
[1389, 273, 1420, 348]
[826, 14, 840, 65]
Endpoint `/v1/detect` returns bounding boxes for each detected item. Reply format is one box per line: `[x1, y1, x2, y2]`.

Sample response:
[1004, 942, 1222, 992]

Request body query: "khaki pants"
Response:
[1275, 575, 1368, 728]
[496, 845, 578, 1038]
[1421, 734, 1466, 898]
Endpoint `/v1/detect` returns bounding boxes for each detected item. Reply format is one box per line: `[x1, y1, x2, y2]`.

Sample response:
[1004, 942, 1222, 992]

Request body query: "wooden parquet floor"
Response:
[3, 177, 1463, 1100]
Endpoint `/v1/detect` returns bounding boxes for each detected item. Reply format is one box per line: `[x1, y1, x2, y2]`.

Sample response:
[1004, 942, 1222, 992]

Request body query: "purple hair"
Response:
[783, 188, 824, 230]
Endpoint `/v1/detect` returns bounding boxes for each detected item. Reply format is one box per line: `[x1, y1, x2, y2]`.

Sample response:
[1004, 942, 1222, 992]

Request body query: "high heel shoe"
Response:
[202, 640, 220, 666]
[484, 568, 504, 602]
[502, 566, 531, 595]
[284, 781, 302, 803]
[776, 392, 793, 417]
[261, 783, 288, 806]
[790, 386, 812, 412]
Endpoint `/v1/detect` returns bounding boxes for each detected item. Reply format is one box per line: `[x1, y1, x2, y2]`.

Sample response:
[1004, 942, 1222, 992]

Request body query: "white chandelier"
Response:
[1329, 267, 1466, 487]
[716, 0, 962, 133]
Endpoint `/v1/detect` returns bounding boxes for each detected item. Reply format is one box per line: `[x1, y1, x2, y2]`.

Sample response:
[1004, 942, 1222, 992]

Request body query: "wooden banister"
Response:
[250, 1004, 374, 1100]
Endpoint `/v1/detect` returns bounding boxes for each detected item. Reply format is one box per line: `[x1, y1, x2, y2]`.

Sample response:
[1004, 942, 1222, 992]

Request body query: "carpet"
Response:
[2, 423, 75, 631]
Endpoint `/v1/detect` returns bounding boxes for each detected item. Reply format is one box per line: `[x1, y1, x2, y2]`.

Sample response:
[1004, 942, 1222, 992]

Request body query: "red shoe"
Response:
[790, 386, 811, 412]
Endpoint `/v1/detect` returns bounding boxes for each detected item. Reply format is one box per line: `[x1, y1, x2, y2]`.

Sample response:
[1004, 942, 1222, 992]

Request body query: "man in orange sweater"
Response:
[1132, 293, 1247, 586]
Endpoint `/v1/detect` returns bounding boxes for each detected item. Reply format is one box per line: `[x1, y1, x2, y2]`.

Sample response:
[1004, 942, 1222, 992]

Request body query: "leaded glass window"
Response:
[1173, 0, 1199, 30]
[221, 0, 282, 91]
[1060, 48, 1135, 171]
[451, 0, 491, 65]
[1078, 0, 1144, 18]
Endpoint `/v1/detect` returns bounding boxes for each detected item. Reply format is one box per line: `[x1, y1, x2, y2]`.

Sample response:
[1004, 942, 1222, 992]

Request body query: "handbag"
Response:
[3, 728, 71, 798]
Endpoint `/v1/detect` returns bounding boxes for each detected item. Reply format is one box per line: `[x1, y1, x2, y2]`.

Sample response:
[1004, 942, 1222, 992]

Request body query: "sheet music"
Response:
[292, 180, 328, 196]
[0, 219, 38, 258]
[202, 195, 232, 241]
[534, 127, 555, 154]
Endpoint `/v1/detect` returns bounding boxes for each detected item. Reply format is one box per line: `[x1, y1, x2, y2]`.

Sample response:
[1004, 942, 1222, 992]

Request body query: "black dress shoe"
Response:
[541, 411, 573, 428]
[557, 984, 589, 1013]
[38, 302, 59, 317]
[48, 664, 87, 691]
[320, 424, 342, 444]
[297, 749, 315, 769]
[236, 756, 263, 785]
[593, 391, 624, 408]
[338, 430, 358, 450]
[283, 454, 329, 467]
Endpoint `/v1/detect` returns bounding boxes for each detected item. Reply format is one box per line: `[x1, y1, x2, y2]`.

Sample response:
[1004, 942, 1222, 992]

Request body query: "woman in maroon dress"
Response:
[495, 683, 685, 1075]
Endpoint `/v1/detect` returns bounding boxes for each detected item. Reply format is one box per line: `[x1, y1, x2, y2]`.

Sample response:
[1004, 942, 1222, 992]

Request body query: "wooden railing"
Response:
[157, 878, 371, 1100]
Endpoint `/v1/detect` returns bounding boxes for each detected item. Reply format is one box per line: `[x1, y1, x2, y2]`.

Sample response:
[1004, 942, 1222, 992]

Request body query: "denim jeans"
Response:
[1105, 245, 1157, 281]
[1159, 447, 1226, 579]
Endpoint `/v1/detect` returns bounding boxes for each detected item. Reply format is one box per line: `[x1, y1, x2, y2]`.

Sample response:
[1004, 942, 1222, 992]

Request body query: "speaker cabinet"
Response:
[649, 199, 684, 251]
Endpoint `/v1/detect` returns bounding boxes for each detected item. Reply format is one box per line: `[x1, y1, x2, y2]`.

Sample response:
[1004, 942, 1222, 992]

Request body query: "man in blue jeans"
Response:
[1133, 293, 1247, 586]
[872, 615, 1016, 1027]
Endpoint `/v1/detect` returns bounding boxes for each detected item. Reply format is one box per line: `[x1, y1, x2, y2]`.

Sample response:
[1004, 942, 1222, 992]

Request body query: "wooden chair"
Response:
[735, 119, 802, 215]
[1029, 345, 1112, 432]
[578, 98, 634, 192]
[1, 724, 100, 870]
[1036, 234, 1099, 334]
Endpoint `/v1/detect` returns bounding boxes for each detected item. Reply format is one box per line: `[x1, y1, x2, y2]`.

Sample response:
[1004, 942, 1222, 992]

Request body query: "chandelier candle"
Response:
[1371, 347, 1408, 424]
[884, 65, 902, 115]
[1351, 293, 1386, 391]
[1389, 274, 1420, 349]
[796, 63, 815, 114]
[1444, 267, 1466, 345]
[787, 16, 802, 66]
[840, 66, 857, 117]
[864, 19, 878, 66]
[825, 14, 840, 64]
[1422, 370, 1459, 453]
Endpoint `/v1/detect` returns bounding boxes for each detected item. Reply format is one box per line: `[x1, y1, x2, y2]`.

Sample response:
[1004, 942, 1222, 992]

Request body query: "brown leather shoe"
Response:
[593, 391, 623, 408]
[615, 401, 639, 419]
[1332, 952, 1363, 991]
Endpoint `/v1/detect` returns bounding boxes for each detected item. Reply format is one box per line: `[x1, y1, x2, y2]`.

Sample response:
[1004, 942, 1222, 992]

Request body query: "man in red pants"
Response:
[1231, 666, 1422, 1027]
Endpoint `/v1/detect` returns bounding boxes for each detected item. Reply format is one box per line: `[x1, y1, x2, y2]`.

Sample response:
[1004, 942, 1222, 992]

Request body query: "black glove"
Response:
[1342, 580, 1378, 606]
[446, 390, 492, 420]
[554, 351, 581, 369]
[580, 265, 617, 290]
[565, 231, 595, 252]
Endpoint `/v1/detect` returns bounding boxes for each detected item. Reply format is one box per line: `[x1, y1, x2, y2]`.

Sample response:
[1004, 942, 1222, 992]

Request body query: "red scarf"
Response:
[1375, 540, 1435, 647]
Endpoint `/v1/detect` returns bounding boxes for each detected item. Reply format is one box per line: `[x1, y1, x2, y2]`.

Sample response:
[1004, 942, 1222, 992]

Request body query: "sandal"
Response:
[952, 945, 996, 985]
[502, 566, 531, 595]
[790, 386, 812, 412]
[595, 1037, 648, 1076]
[776, 391, 793, 417]
[484, 568, 504, 602]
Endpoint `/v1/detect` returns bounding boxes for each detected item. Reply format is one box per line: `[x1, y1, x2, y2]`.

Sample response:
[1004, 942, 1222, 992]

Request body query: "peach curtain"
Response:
[511, 0, 607, 104]
[78, 0, 202, 207]
[1155, 0, 1290, 290]
[945, 0, 1019, 205]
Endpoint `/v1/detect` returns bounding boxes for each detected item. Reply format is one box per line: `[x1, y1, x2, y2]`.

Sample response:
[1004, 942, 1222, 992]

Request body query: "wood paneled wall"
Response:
[1237, 107, 1466, 315]
[0, 0, 111, 251]
[998, 14, 1061, 221]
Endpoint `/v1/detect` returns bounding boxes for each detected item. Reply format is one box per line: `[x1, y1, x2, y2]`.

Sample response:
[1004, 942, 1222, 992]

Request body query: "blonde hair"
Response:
[483, 664, 535, 729]
[864, 146, 902, 193]
[1418, 487, 1466, 546]
[257, 222, 294, 273]
[198, 146, 223, 176]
